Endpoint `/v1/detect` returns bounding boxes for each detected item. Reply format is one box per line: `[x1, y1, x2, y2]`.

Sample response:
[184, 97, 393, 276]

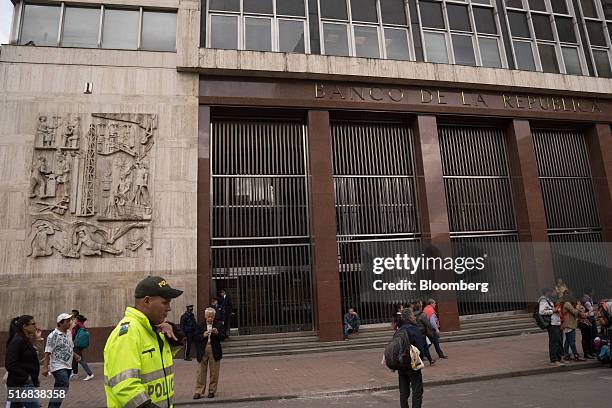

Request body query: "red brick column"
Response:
[307, 110, 344, 341]
[585, 124, 612, 284]
[197, 106, 211, 321]
[413, 115, 460, 331]
[505, 120, 555, 300]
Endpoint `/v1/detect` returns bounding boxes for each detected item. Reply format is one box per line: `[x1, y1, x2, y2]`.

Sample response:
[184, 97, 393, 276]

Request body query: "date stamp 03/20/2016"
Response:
[7, 387, 67, 402]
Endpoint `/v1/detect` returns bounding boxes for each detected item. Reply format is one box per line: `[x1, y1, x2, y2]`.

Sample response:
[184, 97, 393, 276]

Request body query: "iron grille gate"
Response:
[532, 129, 606, 298]
[438, 125, 526, 315]
[332, 121, 425, 324]
[210, 119, 314, 335]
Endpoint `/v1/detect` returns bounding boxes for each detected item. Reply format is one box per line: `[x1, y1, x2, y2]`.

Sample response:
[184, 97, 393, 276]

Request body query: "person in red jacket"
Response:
[423, 299, 447, 359]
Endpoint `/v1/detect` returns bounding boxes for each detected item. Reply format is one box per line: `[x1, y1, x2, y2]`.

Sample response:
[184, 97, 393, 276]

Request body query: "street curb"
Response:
[174, 361, 602, 405]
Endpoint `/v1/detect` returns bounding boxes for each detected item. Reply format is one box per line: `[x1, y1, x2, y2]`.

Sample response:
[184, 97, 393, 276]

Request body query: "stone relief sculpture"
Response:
[27, 113, 157, 259]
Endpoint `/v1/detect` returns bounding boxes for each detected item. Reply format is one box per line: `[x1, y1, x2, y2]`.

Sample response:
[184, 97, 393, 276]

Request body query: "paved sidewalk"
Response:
[1, 332, 602, 407]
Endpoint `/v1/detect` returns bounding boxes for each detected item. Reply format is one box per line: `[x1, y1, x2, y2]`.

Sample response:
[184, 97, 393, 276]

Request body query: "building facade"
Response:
[1, 0, 611, 360]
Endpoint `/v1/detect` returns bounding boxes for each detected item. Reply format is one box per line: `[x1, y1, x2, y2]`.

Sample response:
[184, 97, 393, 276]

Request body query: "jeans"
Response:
[343, 321, 360, 337]
[72, 349, 92, 376]
[428, 333, 445, 358]
[49, 369, 70, 408]
[7, 382, 40, 408]
[398, 370, 423, 408]
[546, 325, 563, 362]
[563, 329, 578, 356]
[579, 324, 594, 356]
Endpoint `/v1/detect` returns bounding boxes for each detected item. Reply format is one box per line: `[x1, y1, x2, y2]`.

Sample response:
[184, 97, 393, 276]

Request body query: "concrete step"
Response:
[224, 334, 319, 348]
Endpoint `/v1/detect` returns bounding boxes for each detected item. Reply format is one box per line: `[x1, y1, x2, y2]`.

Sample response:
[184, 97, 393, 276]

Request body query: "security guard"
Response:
[104, 276, 185, 408]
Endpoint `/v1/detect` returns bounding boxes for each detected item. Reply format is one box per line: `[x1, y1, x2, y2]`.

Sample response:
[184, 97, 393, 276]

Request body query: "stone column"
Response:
[413, 115, 460, 331]
[307, 110, 344, 341]
[197, 106, 211, 320]
[505, 119, 555, 300]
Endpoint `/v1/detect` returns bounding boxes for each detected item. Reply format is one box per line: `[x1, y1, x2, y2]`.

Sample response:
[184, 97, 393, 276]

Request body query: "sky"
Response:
[0, 0, 13, 45]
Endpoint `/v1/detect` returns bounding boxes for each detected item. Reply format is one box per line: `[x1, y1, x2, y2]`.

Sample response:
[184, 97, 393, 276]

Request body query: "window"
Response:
[577, 0, 612, 77]
[206, 0, 309, 53]
[20, 4, 61, 46]
[18, 3, 177, 52]
[503, 0, 587, 74]
[419, 0, 505, 67]
[319, 0, 412, 60]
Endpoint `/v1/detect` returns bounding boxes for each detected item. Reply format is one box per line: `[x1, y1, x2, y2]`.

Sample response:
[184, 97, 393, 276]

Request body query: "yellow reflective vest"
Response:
[104, 307, 181, 408]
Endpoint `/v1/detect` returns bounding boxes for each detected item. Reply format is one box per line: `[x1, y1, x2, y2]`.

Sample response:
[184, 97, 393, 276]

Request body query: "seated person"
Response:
[343, 307, 361, 339]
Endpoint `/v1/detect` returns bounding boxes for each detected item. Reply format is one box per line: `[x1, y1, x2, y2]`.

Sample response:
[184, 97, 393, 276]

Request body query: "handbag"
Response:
[409, 345, 425, 370]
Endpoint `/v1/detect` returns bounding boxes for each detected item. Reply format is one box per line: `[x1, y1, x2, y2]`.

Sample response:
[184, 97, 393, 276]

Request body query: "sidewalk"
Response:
[1, 332, 602, 407]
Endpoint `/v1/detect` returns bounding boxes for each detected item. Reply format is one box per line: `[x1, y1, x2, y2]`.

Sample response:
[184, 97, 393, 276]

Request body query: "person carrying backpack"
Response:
[386, 309, 425, 408]
[538, 288, 565, 366]
[72, 315, 94, 381]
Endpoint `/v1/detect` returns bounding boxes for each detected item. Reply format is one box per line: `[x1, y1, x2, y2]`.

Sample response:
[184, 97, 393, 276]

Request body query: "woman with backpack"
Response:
[560, 294, 586, 361]
[5, 315, 43, 408]
[71, 315, 94, 381]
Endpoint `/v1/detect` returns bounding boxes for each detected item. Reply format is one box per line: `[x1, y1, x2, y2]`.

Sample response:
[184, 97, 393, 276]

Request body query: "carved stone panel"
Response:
[27, 113, 157, 258]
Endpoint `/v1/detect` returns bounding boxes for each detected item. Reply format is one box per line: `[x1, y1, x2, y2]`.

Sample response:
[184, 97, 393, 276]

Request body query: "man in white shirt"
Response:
[43, 313, 81, 407]
[538, 288, 565, 366]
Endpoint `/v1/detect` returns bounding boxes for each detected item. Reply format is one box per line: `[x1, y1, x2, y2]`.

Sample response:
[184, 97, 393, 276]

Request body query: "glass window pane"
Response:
[513, 40, 536, 70]
[244, 0, 273, 14]
[479, 37, 502, 67]
[587, 21, 607, 46]
[62, 7, 99, 48]
[594, 49, 612, 77]
[532, 14, 554, 40]
[538, 43, 560, 73]
[555, 17, 576, 43]
[210, 15, 238, 49]
[354, 25, 380, 57]
[209, 0, 240, 12]
[528, 0, 546, 11]
[447, 4, 472, 31]
[20, 4, 60, 46]
[605, 1, 612, 19]
[452, 34, 476, 65]
[420, 1, 445, 29]
[320, 0, 348, 20]
[323, 23, 349, 56]
[279, 20, 305, 53]
[141, 12, 176, 51]
[102, 9, 139, 49]
[505, 0, 524, 9]
[580, 0, 599, 18]
[472, 0, 491, 4]
[551, 0, 568, 14]
[424, 31, 449, 63]
[508, 11, 531, 38]
[245, 18, 272, 51]
[384, 28, 410, 59]
[380, 0, 407, 25]
[473, 7, 497, 34]
[561, 46, 582, 74]
[350, 0, 378, 22]
[276, 0, 306, 16]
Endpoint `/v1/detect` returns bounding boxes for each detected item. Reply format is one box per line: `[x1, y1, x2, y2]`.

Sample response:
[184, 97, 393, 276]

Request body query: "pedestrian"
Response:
[103, 276, 185, 408]
[69, 310, 79, 340]
[538, 288, 565, 366]
[43, 313, 81, 408]
[71, 315, 94, 380]
[193, 308, 225, 400]
[576, 300, 595, 359]
[180, 305, 197, 361]
[413, 302, 435, 365]
[5, 315, 43, 408]
[392, 304, 404, 332]
[560, 293, 586, 361]
[343, 307, 361, 339]
[396, 309, 425, 408]
[582, 292, 598, 343]
[423, 299, 447, 359]
[218, 290, 233, 338]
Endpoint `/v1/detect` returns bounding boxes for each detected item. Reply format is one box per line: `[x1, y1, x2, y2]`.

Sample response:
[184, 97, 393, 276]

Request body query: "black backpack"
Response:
[384, 329, 411, 371]
[533, 297, 552, 330]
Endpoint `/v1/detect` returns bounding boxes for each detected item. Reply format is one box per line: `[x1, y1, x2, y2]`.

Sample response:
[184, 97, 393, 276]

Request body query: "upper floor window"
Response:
[502, 0, 587, 74]
[17, 2, 177, 52]
[206, 0, 309, 53]
[418, 0, 506, 68]
[576, 0, 612, 77]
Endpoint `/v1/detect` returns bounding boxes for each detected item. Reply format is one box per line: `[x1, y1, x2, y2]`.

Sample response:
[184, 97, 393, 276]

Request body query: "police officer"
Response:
[104, 276, 185, 408]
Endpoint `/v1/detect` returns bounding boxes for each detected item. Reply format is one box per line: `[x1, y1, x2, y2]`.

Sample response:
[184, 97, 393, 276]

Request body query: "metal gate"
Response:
[210, 119, 314, 334]
[438, 125, 526, 315]
[532, 129, 606, 298]
[332, 121, 425, 324]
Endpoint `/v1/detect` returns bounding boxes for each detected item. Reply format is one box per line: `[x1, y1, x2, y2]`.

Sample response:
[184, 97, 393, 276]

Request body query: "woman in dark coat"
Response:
[5, 315, 42, 408]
